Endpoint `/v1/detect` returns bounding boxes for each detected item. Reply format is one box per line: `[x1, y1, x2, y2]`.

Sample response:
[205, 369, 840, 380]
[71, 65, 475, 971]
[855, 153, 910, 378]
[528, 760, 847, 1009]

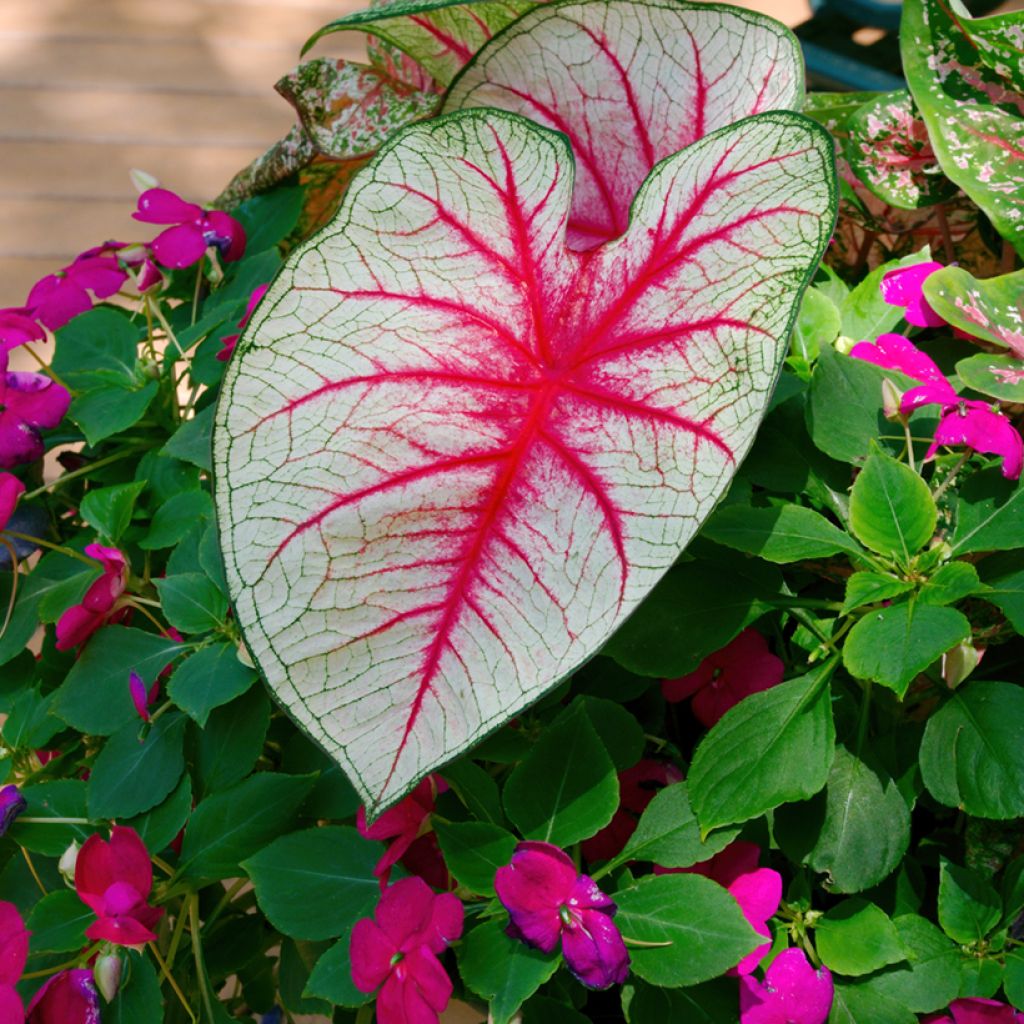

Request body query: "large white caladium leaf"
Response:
[444, 0, 803, 248]
[214, 109, 836, 812]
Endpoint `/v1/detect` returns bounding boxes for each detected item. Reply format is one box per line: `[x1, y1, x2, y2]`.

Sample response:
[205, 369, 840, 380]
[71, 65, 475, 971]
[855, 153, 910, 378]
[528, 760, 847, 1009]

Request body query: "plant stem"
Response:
[935, 204, 955, 263]
[855, 680, 873, 758]
[150, 940, 197, 1023]
[0, 539, 19, 640]
[16, 816, 93, 825]
[203, 877, 249, 933]
[189, 894, 217, 1024]
[2, 533, 97, 566]
[932, 450, 972, 503]
[903, 419, 916, 474]
[21, 847, 48, 897]
[21, 343, 73, 394]
[147, 295, 184, 359]
[21, 449, 142, 501]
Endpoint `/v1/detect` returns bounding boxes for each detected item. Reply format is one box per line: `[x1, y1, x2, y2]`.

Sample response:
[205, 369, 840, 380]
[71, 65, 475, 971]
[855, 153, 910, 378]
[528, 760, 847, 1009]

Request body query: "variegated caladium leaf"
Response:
[304, 0, 537, 86]
[276, 58, 440, 161]
[214, 109, 836, 812]
[924, 265, 1024, 356]
[444, 0, 803, 249]
[842, 89, 955, 209]
[902, 0, 1024, 254]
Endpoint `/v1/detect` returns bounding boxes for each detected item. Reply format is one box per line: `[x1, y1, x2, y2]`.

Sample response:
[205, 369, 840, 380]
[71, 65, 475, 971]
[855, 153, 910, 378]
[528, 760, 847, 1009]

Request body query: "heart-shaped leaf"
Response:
[924, 264, 1024, 358]
[214, 108, 836, 811]
[445, 0, 803, 248]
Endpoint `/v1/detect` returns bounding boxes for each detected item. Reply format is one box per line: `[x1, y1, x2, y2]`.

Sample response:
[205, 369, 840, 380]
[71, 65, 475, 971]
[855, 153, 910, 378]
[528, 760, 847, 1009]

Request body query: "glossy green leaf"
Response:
[952, 469, 1024, 555]
[920, 680, 1024, 819]
[433, 820, 517, 896]
[458, 918, 559, 1024]
[938, 858, 1002, 944]
[628, 979, 739, 1024]
[154, 573, 227, 634]
[194, 686, 270, 796]
[243, 826, 380, 940]
[87, 713, 187, 819]
[918, 561, 982, 606]
[690, 661, 836, 832]
[842, 601, 971, 696]
[828, 982, 917, 1024]
[842, 572, 915, 613]
[27, 890, 92, 954]
[956, 353, 1024, 403]
[167, 642, 256, 726]
[122, 772, 192, 853]
[849, 453, 936, 563]
[791, 286, 842, 368]
[503, 701, 617, 847]
[703, 504, 863, 564]
[7, 780, 96, 856]
[79, 481, 146, 544]
[178, 772, 316, 881]
[924, 265, 1024, 357]
[838, 251, 937, 341]
[69, 379, 158, 447]
[305, 930, 372, 1008]
[615, 873, 758, 986]
[815, 899, 906, 976]
[139, 490, 213, 550]
[162, 403, 215, 472]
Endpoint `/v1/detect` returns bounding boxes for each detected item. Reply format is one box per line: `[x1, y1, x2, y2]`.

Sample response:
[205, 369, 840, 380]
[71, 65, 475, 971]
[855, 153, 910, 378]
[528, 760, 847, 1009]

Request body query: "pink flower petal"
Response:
[495, 842, 578, 953]
[901, 380, 960, 412]
[0, 984, 23, 1021]
[203, 211, 246, 262]
[84, 912, 158, 946]
[740, 948, 833, 1024]
[0, 309, 45, 351]
[561, 906, 630, 989]
[26, 278, 93, 331]
[27, 968, 100, 1024]
[0, 901, 28, 985]
[350, 918, 395, 993]
[931, 403, 1024, 480]
[880, 262, 945, 328]
[55, 604, 105, 651]
[150, 224, 208, 269]
[65, 256, 127, 299]
[133, 188, 203, 225]
[0, 473, 25, 532]
[850, 333, 949, 387]
[3, 372, 71, 430]
[377, 964, 446, 1024]
[949, 996, 1024, 1024]
[403, 945, 453, 1012]
[129, 671, 151, 722]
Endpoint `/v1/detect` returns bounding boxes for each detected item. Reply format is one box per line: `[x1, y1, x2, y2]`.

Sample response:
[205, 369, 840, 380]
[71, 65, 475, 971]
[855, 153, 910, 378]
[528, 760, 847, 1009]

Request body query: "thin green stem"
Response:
[21, 343, 72, 394]
[21, 449, 142, 501]
[932, 451, 972, 503]
[164, 900, 190, 975]
[147, 295, 184, 359]
[0, 539, 19, 640]
[150, 940, 197, 1024]
[203, 877, 249, 933]
[2, 533, 97, 566]
[191, 260, 204, 327]
[21, 942, 103, 981]
[189, 894, 216, 1024]
[903, 419, 916, 474]
[21, 847, 48, 897]
[855, 680, 873, 758]
[16, 816, 93, 825]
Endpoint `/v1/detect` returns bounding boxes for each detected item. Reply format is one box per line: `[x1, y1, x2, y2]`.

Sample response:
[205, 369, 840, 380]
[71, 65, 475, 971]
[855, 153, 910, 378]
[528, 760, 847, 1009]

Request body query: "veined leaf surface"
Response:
[214, 108, 836, 811]
[924, 264, 1024, 357]
[304, 0, 536, 85]
[445, 0, 803, 248]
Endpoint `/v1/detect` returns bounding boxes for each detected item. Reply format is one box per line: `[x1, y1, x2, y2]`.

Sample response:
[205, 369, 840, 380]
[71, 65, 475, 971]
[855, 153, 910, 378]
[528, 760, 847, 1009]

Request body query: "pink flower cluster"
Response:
[350, 876, 463, 1024]
[0, 899, 101, 1023]
[925, 998, 1024, 1024]
[856, 260, 1024, 479]
[55, 544, 129, 651]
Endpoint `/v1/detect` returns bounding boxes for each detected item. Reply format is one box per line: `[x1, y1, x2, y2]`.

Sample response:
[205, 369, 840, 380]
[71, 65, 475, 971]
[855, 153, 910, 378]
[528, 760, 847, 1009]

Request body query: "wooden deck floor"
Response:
[1, 0, 812, 309]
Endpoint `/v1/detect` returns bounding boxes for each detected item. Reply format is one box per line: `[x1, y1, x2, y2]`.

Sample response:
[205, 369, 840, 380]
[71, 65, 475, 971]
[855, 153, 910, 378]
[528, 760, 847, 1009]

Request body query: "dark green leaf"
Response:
[776, 746, 910, 894]
[79, 481, 146, 543]
[52, 307, 142, 386]
[614, 782, 740, 870]
[27, 890, 92, 954]
[628, 979, 739, 1024]
[849, 453, 936, 562]
[952, 469, 1024, 556]
[87, 713, 187, 819]
[920, 681, 1024, 819]
[304, 929, 372, 1008]
[842, 602, 971, 696]
[162, 403, 215, 472]
[153, 573, 227, 634]
[2, 688, 61, 750]
[55, 625, 185, 735]
[441, 758, 504, 825]
[122, 772, 192, 853]
[703, 504, 863, 563]
[69, 380, 158, 446]
[827, 982, 917, 1024]
[243, 826, 380, 940]
[615, 874, 758, 986]
[194, 686, 270, 796]
[842, 572, 915, 613]
[168, 642, 256, 726]
[139, 490, 214, 550]
[577, 696, 643, 772]
[938, 859, 1001, 944]
[433, 820, 517, 896]
[7, 780, 96, 856]
[458, 918, 559, 1024]
[178, 772, 316, 880]
[689, 661, 836, 832]
[503, 702, 617, 847]
[815, 899, 906, 976]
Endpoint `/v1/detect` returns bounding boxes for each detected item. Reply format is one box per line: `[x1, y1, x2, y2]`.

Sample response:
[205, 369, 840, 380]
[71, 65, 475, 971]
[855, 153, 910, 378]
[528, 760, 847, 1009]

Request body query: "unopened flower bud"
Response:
[94, 952, 122, 1003]
[129, 168, 160, 194]
[0, 785, 26, 837]
[58, 839, 80, 884]
[834, 335, 857, 355]
[135, 259, 165, 294]
[881, 378, 904, 421]
[942, 642, 982, 689]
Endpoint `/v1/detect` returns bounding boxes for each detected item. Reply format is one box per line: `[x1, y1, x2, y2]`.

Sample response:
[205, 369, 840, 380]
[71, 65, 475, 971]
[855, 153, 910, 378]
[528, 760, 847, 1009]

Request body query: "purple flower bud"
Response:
[0, 785, 26, 836]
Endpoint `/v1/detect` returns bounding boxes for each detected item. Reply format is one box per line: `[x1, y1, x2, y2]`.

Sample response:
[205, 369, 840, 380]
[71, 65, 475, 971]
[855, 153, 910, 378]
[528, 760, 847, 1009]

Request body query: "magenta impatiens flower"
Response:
[74, 825, 163, 946]
[27, 968, 100, 1024]
[495, 841, 629, 990]
[0, 473, 25, 532]
[739, 948, 834, 1024]
[850, 333, 1024, 479]
[128, 670, 159, 723]
[0, 353, 72, 469]
[0, 308, 45, 353]
[924, 998, 1024, 1024]
[217, 283, 269, 362]
[0, 785, 26, 837]
[880, 260, 945, 327]
[582, 760, 683, 863]
[662, 628, 784, 728]
[133, 188, 246, 269]
[357, 774, 448, 889]
[55, 544, 129, 651]
[350, 876, 463, 1024]
[0, 901, 28, 1021]
[670, 841, 782, 976]
[26, 245, 128, 331]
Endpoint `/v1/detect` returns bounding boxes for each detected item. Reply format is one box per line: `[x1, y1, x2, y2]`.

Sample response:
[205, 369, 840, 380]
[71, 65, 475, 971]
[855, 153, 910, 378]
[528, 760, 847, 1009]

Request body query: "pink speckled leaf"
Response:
[843, 89, 955, 209]
[444, 0, 803, 249]
[305, 0, 537, 86]
[213, 108, 836, 811]
[924, 264, 1024, 357]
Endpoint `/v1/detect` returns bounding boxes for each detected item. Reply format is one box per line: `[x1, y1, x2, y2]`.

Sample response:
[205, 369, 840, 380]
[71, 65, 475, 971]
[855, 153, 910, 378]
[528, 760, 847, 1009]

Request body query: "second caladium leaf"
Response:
[214, 108, 836, 811]
[445, 0, 803, 248]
